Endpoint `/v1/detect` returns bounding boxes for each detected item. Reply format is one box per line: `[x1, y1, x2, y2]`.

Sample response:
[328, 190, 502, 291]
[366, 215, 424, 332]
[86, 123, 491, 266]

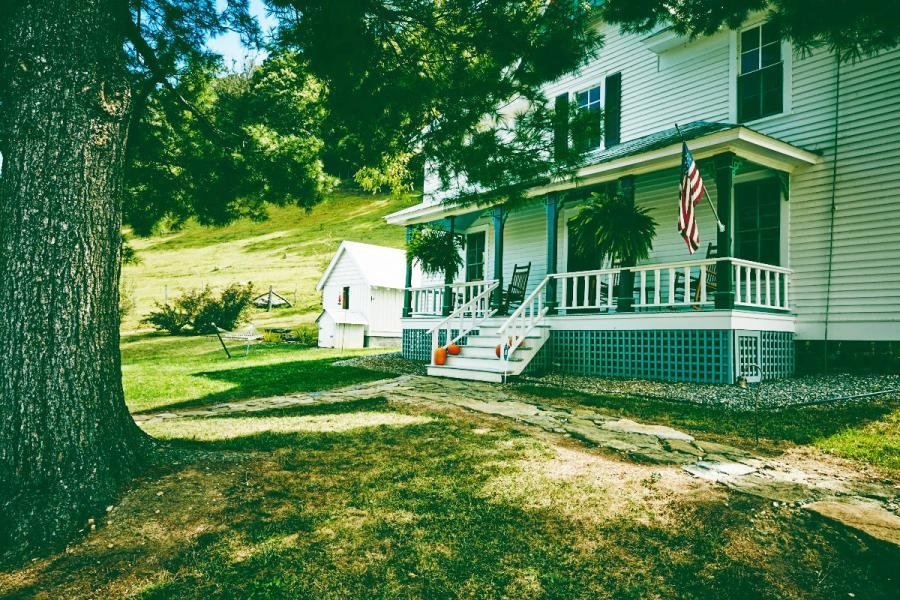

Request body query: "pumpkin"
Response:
[447, 343, 461, 355]
[434, 346, 448, 365]
[495, 344, 502, 358]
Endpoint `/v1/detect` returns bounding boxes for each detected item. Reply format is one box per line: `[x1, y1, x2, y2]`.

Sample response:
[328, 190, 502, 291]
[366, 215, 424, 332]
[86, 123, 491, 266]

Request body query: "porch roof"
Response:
[385, 122, 821, 226]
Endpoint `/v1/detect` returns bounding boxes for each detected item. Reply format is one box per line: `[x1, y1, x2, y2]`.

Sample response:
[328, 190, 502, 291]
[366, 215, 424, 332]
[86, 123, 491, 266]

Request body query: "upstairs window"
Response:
[738, 23, 783, 122]
[574, 85, 602, 151]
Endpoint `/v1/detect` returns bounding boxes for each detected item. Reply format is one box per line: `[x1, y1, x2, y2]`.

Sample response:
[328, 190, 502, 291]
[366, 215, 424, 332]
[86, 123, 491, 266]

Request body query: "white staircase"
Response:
[426, 318, 550, 382]
[427, 276, 552, 382]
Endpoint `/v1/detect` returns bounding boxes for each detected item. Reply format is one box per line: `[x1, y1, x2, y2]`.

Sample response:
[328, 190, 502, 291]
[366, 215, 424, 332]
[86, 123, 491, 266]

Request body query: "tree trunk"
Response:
[0, 0, 149, 560]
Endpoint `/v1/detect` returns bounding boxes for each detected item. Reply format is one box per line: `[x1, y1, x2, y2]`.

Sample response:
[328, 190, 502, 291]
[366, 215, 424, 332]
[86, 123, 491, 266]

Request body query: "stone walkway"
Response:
[136, 375, 900, 545]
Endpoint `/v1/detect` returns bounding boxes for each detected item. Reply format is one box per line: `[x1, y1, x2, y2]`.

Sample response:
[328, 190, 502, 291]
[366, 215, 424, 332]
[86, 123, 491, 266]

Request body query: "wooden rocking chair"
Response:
[498, 262, 531, 312]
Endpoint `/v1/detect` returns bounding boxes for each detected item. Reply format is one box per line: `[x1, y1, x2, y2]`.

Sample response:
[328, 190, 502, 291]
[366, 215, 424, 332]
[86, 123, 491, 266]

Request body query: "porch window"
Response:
[735, 178, 781, 265]
[738, 23, 783, 122]
[465, 231, 486, 281]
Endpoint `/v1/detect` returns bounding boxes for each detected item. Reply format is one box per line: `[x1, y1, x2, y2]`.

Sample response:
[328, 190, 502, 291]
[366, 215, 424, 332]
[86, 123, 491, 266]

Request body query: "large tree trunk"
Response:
[0, 0, 149, 560]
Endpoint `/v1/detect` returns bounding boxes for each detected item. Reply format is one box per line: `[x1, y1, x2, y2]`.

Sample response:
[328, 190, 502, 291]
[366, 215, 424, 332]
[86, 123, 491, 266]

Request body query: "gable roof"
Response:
[316, 241, 406, 291]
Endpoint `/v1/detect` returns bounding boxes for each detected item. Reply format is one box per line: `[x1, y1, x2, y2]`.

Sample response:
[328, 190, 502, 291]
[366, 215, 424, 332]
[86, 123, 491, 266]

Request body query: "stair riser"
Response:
[460, 346, 531, 359]
[427, 366, 504, 383]
[444, 356, 514, 370]
[463, 336, 542, 348]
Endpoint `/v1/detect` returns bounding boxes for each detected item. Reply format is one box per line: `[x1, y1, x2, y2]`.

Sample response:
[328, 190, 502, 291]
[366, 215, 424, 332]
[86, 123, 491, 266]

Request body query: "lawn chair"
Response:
[212, 322, 263, 358]
[669, 243, 718, 308]
[498, 262, 531, 312]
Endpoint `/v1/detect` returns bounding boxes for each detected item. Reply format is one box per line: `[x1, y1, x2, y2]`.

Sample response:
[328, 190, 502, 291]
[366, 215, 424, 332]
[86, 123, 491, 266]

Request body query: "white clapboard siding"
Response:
[417, 17, 900, 341]
[368, 287, 404, 337]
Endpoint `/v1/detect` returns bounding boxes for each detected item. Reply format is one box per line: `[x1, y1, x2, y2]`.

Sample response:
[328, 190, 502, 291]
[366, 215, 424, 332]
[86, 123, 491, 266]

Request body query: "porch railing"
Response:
[733, 258, 791, 311]
[550, 257, 791, 313]
[429, 280, 500, 363]
[496, 276, 551, 372]
[408, 279, 497, 316]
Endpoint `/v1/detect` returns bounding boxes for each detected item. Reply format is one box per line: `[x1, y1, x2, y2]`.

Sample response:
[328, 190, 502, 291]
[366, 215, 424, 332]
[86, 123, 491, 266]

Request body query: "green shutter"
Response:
[553, 93, 569, 161]
[604, 72, 621, 146]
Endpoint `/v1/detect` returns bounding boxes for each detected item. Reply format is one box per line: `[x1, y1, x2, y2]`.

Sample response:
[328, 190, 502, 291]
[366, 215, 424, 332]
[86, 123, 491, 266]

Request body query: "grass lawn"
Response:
[122, 333, 396, 414]
[122, 190, 417, 332]
[4, 396, 899, 598]
[515, 384, 900, 475]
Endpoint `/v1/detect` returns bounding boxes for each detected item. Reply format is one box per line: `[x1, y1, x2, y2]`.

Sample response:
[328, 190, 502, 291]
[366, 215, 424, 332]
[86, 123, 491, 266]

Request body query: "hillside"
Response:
[122, 191, 419, 332]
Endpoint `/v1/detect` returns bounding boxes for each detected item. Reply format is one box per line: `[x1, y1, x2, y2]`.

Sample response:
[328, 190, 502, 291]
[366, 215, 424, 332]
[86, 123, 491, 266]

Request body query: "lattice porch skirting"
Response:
[404, 328, 794, 383]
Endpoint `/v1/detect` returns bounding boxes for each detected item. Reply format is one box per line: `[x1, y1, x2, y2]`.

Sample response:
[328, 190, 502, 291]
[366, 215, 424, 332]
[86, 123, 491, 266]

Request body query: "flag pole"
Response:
[675, 124, 725, 233]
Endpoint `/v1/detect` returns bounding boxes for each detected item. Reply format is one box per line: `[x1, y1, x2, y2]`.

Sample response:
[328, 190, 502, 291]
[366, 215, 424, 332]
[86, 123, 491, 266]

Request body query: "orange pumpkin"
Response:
[434, 346, 448, 365]
[495, 344, 502, 358]
[447, 343, 461, 355]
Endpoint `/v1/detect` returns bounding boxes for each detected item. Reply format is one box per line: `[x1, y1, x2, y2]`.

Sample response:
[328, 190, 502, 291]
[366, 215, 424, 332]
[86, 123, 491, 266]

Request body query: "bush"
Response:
[192, 283, 255, 333]
[142, 283, 255, 335]
[291, 323, 319, 346]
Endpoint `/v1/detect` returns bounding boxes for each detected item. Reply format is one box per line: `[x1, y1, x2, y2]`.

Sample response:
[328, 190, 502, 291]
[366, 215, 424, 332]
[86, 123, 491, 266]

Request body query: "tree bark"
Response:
[0, 0, 150, 560]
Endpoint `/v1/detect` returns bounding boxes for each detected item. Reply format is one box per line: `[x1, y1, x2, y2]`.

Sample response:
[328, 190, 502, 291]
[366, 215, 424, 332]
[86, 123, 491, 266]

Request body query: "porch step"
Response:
[426, 365, 506, 383]
[459, 344, 533, 359]
[443, 355, 521, 370]
[463, 334, 543, 348]
[475, 323, 551, 337]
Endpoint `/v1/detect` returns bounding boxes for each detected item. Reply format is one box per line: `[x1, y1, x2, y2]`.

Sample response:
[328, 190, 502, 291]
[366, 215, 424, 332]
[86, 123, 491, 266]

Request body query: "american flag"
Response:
[678, 142, 704, 254]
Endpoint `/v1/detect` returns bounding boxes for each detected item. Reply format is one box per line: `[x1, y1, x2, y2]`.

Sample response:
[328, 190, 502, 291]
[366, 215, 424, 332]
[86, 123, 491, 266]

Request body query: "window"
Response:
[735, 178, 781, 265]
[574, 85, 602, 151]
[465, 231, 486, 282]
[738, 23, 783, 122]
[342, 286, 350, 310]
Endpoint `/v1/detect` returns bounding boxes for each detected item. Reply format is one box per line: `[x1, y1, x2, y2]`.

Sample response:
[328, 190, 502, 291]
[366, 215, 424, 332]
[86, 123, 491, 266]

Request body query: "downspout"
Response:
[823, 55, 841, 372]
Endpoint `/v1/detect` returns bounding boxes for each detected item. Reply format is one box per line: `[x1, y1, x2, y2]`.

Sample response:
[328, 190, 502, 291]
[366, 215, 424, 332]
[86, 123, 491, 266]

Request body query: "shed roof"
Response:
[316, 241, 406, 291]
[316, 308, 369, 326]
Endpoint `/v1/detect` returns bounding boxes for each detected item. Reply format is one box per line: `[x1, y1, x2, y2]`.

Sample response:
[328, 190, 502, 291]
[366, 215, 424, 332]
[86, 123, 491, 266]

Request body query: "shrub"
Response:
[192, 283, 255, 333]
[142, 303, 192, 335]
[290, 323, 319, 346]
[142, 283, 255, 335]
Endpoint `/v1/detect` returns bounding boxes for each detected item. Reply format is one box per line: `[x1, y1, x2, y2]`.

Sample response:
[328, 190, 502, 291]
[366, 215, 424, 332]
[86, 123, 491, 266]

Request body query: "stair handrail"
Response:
[428, 280, 499, 363]
[496, 276, 551, 372]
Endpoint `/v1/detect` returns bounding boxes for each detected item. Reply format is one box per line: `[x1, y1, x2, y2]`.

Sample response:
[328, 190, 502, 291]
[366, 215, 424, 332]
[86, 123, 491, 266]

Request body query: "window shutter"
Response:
[553, 93, 569, 161]
[604, 72, 622, 146]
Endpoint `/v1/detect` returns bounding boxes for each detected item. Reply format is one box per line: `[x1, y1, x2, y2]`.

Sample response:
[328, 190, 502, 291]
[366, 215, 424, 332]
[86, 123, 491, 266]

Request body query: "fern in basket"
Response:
[406, 225, 465, 278]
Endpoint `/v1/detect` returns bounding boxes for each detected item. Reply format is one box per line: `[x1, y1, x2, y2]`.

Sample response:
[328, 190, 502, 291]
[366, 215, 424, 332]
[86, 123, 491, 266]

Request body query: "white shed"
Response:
[315, 241, 407, 348]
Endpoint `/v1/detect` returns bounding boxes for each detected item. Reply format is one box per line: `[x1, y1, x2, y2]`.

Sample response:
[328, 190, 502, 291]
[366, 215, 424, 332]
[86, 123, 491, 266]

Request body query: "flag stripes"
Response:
[678, 142, 704, 254]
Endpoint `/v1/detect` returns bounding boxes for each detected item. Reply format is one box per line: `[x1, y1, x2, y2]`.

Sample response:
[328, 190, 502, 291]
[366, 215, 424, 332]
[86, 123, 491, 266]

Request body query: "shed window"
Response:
[738, 23, 783, 122]
[342, 286, 350, 309]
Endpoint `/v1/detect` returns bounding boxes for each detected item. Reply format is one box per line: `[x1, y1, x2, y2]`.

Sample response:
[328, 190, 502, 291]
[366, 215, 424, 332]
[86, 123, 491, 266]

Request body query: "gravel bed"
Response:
[333, 352, 427, 376]
[515, 372, 900, 410]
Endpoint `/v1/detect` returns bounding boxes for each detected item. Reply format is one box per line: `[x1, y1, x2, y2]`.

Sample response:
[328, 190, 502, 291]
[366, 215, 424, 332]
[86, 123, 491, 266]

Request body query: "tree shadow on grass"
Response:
[517, 384, 899, 452]
[133, 358, 396, 415]
[7, 404, 900, 600]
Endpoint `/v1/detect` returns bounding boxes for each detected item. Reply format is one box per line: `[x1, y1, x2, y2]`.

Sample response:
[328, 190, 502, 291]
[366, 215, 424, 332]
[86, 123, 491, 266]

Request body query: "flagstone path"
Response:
[135, 374, 900, 545]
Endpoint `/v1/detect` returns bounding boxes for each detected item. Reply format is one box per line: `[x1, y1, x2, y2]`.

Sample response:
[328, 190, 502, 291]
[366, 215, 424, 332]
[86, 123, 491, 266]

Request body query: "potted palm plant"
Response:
[568, 190, 657, 312]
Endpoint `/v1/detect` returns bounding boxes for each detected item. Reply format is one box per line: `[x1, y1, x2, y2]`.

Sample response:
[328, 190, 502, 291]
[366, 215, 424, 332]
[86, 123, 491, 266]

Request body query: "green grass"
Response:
[516, 384, 900, 474]
[122, 333, 395, 414]
[4, 398, 898, 599]
[122, 190, 418, 332]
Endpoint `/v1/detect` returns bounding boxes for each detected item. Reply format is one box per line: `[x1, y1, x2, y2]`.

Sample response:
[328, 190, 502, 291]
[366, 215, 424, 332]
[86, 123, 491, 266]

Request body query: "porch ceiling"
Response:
[385, 121, 821, 226]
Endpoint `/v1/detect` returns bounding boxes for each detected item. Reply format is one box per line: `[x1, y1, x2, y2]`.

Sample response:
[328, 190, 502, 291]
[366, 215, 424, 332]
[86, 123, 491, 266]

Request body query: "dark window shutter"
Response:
[553, 93, 569, 161]
[604, 72, 622, 146]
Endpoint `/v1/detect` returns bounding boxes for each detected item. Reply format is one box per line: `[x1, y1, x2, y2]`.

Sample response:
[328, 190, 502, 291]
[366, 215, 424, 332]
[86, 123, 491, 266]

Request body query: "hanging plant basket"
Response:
[406, 225, 465, 277]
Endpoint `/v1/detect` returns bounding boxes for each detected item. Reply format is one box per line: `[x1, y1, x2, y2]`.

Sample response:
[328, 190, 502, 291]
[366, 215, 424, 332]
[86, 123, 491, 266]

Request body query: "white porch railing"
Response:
[550, 257, 791, 313]
[408, 279, 497, 316]
[496, 277, 551, 372]
[429, 280, 500, 362]
[733, 258, 791, 311]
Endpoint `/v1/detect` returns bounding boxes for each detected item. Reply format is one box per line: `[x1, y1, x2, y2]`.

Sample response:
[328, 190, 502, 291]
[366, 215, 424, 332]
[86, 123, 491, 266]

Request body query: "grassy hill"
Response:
[122, 191, 419, 332]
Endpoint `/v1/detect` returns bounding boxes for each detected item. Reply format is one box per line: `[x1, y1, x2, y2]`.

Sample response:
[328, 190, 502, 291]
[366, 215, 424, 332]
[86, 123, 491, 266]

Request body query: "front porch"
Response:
[389, 122, 818, 385]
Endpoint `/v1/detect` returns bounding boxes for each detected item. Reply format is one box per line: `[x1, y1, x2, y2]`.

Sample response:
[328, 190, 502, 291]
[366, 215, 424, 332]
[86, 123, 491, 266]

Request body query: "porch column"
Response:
[616, 176, 636, 313]
[402, 226, 414, 317]
[544, 193, 559, 314]
[442, 216, 456, 316]
[714, 152, 735, 309]
[491, 205, 506, 314]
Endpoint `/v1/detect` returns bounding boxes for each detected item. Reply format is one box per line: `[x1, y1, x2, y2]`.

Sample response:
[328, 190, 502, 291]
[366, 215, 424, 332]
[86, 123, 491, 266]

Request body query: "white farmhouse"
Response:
[316, 241, 409, 349]
[387, 12, 900, 383]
